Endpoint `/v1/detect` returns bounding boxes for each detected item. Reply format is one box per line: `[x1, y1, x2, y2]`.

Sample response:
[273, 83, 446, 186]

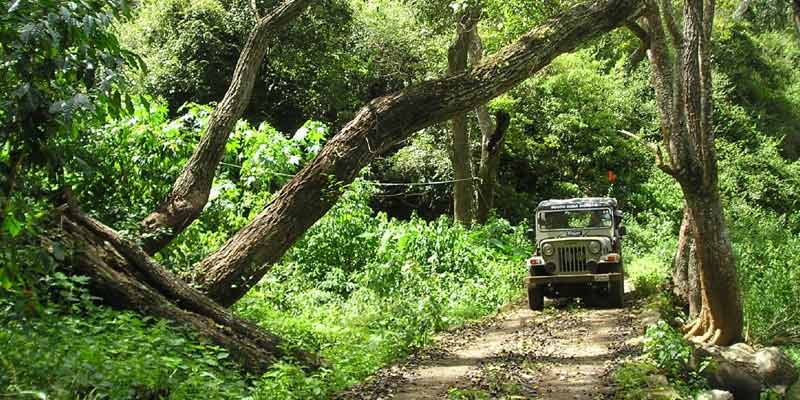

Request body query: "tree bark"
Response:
[476, 111, 510, 224]
[673, 205, 701, 318]
[644, 0, 743, 345]
[139, 0, 313, 254]
[448, 12, 478, 225]
[56, 197, 317, 374]
[189, 0, 647, 307]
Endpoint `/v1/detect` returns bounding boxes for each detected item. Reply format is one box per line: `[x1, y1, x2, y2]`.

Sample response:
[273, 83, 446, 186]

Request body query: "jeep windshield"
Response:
[537, 208, 612, 230]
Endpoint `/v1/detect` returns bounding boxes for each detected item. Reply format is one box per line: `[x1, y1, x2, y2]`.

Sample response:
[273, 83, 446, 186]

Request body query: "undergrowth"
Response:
[0, 301, 250, 399]
[235, 181, 529, 398]
[0, 181, 528, 399]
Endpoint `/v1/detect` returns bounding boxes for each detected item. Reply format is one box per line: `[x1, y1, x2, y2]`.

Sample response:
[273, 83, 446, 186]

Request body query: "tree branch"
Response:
[625, 20, 650, 69]
[139, 0, 314, 254]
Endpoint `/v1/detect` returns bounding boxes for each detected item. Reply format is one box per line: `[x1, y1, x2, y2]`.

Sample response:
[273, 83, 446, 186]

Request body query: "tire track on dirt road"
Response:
[337, 294, 644, 399]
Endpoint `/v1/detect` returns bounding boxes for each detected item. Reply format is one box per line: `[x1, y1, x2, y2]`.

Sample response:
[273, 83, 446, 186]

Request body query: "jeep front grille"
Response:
[558, 245, 587, 273]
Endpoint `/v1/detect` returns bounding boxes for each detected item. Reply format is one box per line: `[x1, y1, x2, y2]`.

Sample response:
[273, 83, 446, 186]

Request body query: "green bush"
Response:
[120, 0, 237, 111]
[642, 321, 709, 396]
[727, 200, 800, 342]
[0, 303, 250, 399]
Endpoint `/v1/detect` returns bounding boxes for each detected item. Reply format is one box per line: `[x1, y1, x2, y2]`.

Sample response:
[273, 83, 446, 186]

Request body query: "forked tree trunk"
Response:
[476, 111, 510, 224]
[644, 0, 743, 345]
[139, 0, 313, 254]
[448, 12, 478, 225]
[57, 197, 317, 374]
[189, 0, 647, 307]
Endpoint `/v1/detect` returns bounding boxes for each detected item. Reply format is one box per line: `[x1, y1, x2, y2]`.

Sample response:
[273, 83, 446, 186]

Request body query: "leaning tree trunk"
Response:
[448, 12, 478, 225]
[56, 196, 317, 374]
[139, 0, 313, 254]
[188, 0, 647, 307]
[644, 0, 743, 345]
[476, 111, 510, 224]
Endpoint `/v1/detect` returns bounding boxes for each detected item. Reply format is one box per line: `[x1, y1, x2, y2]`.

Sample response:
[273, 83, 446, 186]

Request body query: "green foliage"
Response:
[120, 0, 433, 131]
[0, 0, 143, 304]
[68, 101, 203, 225]
[447, 387, 491, 400]
[784, 346, 800, 369]
[613, 362, 667, 400]
[233, 181, 528, 397]
[0, 0, 142, 197]
[644, 322, 693, 378]
[642, 322, 709, 397]
[0, 0, 141, 147]
[0, 298, 250, 399]
[625, 254, 669, 299]
[66, 98, 325, 271]
[119, 0, 238, 112]
[727, 199, 800, 342]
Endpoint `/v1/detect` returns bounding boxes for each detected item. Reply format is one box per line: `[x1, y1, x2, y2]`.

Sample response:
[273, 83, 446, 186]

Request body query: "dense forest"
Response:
[1, 0, 800, 398]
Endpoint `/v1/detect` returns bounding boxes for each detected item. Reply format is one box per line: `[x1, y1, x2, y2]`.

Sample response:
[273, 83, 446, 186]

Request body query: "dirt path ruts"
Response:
[337, 291, 643, 400]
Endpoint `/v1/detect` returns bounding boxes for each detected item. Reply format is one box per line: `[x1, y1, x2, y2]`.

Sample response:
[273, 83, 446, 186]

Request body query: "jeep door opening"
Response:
[525, 198, 626, 310]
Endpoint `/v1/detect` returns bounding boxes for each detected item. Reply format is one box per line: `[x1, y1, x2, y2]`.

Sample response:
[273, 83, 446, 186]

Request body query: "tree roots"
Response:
[684, 307, 723, 345]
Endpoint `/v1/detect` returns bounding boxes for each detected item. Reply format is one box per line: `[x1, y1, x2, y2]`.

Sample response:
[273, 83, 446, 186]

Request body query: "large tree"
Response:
[57, 0, 645, 372]
[641, 0, 743, 344]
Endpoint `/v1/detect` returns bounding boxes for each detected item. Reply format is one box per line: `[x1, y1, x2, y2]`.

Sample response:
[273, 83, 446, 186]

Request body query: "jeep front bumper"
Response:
[525, 272, 623, 286]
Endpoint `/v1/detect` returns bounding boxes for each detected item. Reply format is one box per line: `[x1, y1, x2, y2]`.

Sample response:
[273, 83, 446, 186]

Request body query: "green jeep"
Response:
[525, 197, 625, 310]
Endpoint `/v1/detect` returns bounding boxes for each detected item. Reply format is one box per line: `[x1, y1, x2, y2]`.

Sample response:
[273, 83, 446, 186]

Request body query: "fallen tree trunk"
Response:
[139, 0, 314, 254]
[190, 0, 646, 307]
[57, 196, 318, 374]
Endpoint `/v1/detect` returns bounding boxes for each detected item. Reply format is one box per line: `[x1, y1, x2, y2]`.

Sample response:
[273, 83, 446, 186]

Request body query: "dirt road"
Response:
[338, 296, 644, 399]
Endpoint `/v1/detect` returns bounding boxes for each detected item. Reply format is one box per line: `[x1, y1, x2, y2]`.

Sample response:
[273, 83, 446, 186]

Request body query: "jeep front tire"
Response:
[609, 279, 624, 308]
[528, 285, 544, 310]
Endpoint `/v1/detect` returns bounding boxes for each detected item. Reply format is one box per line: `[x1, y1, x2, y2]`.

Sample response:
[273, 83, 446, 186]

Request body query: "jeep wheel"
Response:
[528, 285, 544, 310]
[609, 279, 624, 308]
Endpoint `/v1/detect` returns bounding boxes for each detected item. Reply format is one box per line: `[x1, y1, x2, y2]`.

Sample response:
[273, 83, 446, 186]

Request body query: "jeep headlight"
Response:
[542, 243, 554, 256]
[589, 241, 601, 254]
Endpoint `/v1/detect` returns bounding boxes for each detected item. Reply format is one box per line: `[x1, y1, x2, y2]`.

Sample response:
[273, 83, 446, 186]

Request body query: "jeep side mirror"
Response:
[526, 228, 536, 243]
[618, 225, 627, 236]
